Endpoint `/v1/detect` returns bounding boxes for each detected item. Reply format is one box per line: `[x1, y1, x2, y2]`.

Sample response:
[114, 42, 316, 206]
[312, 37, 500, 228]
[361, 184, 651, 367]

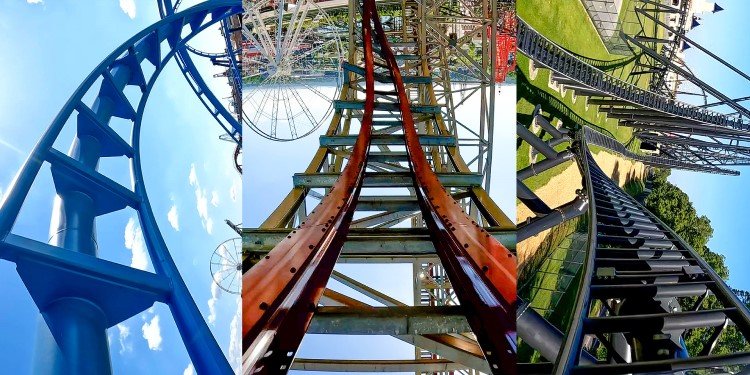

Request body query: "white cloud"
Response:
[207, 280, 220, 325]
[124, 217, 149, 271]
[229, 178, 239, 203]
[206, 218, 214, 234]
[195, 189, 209, 221]
[189, 164, 199, 186]
[228, 298, 241, 372]
[167, 204, 180, 231]
[211, 190, 220, 207]
[183, 363, 195, 375]
[195, 188, 213, 234]
[119, 0, 136, 19]
[26, 0, 43, 4]
[207, 242, 233, 325]
[189, 164, 214, 234]
[116, 323, 133, 354]
[141, 315, 162, 351]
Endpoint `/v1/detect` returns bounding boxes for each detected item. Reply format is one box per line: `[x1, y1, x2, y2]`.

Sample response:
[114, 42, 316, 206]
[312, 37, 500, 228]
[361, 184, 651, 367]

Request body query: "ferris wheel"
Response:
[244, 0, 345, 141]
[210, 237, 243, 294]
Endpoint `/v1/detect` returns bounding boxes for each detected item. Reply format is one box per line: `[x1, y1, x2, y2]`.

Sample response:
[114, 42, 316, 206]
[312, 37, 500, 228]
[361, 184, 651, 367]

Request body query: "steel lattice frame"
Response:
[242, 0, 515, 373]
[415, 0, 499, 187]
[516, 106, 750, 374]
[0, 2, 241, 374]
[242, 0, 500, 183]
[518, 17, 750, 175]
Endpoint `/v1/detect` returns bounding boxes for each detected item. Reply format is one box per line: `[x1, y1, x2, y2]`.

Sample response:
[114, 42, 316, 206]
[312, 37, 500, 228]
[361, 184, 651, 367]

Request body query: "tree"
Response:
[650, 167, 671, 184]
[733, 289, 750, 307]
[644, 180, 723, 278]
[643, 177, 745, 356]
[701, 247, 728, 280]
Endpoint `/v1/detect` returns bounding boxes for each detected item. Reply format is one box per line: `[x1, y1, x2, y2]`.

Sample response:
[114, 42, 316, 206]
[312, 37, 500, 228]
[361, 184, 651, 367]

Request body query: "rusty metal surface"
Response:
[366, 0, 517, 373]
[242, 7, 376, 371]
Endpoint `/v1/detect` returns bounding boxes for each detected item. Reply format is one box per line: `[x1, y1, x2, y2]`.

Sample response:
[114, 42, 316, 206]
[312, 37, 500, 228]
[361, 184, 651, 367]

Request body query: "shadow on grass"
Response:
[516, 69, 619, 140]
[517, 215, 589, 363]
[563, 48, 641, 73]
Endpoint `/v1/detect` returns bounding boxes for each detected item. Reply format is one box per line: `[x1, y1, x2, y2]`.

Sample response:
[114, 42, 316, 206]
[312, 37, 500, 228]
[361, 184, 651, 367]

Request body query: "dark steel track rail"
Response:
[517, 18, 747, 131]
[583, 127, 738, 175]
[553, 134, 750, 374]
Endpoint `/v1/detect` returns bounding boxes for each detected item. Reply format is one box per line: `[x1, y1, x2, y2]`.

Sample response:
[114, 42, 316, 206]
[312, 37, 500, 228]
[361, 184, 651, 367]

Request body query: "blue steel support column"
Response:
[34, 59, 135, 375]
[34, 299, 111, 375]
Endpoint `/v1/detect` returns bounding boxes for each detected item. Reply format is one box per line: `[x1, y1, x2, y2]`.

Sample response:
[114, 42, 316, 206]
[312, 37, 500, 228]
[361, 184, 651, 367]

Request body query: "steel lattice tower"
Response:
[243, 0, 517, 373]
[516, 2, 750, 369]
[0, 1, 241, 374]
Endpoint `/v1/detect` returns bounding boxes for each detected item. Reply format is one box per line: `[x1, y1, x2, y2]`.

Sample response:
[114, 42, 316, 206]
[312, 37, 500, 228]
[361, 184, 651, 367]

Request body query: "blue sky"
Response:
[666, 0, 750, 293]
[0, 0, 241, 374]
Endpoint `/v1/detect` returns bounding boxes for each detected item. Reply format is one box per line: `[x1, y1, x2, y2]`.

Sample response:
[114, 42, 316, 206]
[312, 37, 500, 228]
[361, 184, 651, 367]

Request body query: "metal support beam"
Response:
[243, 228, 516, 260]
[517, 195, 588, 242]
[308, 306, 471, 335]
[291, 358, 465, 372]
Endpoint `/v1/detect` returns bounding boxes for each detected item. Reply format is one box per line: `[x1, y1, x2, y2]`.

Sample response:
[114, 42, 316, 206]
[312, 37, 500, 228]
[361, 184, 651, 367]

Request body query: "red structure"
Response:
[494, 9, 517, 83]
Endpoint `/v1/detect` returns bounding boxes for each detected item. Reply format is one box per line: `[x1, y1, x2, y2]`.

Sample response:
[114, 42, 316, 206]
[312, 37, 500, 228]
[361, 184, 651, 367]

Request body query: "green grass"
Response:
[518, 217, 588, 362]
[518, 0, 657, 87]
[516, 0, 662, 189]
[518, 0, 612, 60]
[623, 178, 645, 197]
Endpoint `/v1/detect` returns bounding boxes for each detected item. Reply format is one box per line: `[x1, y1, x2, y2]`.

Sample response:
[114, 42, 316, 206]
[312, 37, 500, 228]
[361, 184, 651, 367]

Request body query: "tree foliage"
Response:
[644, 178, 722, 278]
[643, 173, 746, 355]
[650, 167, 671, 184]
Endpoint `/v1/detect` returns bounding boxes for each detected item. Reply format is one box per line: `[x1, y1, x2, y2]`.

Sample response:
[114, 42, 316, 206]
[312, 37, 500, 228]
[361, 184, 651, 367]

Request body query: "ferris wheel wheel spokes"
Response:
[243, 0, 345, 141]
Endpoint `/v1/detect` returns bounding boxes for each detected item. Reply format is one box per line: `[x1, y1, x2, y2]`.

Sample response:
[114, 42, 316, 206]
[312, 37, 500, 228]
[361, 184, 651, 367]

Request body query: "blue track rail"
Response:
[159, 0, 242, 143]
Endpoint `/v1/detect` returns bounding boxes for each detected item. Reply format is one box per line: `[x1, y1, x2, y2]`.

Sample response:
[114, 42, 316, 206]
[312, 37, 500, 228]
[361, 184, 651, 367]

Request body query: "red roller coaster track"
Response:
[242, 1, 517, 373]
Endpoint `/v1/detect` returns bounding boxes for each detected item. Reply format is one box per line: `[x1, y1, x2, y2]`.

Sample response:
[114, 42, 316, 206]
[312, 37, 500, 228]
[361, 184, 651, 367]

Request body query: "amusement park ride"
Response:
[242, 0, 750, 372]
[516, 0, 750, 373]
[5, 0, 750, 373]
[243, 0, 517, 373]
[0, 0, 242, 374]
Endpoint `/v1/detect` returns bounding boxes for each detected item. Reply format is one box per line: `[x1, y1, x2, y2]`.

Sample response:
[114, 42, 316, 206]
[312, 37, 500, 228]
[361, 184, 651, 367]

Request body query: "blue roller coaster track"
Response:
[0, 1, 241, 374]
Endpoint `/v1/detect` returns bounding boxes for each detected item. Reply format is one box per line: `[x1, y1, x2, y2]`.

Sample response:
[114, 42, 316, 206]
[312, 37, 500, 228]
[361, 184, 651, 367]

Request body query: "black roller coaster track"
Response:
[549, 133, 750, 374]
[583, 126, 738, 175]
[518, 16, 750, 174]
[516, 104, 750, 373]
[517, 19, 747, 130]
